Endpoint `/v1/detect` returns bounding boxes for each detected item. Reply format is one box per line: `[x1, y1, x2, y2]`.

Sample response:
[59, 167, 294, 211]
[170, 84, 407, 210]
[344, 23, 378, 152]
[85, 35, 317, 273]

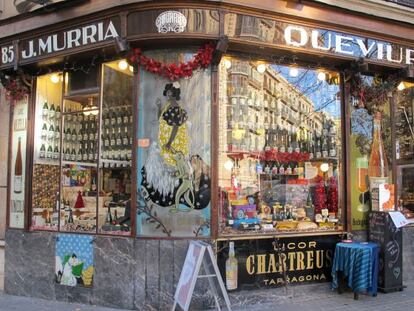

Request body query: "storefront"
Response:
[1, 1, 414, 310]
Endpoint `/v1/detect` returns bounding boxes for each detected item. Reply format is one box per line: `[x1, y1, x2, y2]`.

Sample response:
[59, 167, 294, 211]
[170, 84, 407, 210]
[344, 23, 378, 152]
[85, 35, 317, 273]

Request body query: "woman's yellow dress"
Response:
[158, 102, 189, 166]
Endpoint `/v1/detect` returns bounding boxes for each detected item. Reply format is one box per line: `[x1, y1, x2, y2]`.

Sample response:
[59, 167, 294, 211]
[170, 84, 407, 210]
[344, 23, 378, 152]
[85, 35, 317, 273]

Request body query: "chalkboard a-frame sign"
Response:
[369, 212, 404, 292]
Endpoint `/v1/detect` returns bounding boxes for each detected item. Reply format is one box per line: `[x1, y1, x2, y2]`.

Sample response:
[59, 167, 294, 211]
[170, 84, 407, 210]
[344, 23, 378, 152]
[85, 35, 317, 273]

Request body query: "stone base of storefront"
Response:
[4, 227, 414, 310]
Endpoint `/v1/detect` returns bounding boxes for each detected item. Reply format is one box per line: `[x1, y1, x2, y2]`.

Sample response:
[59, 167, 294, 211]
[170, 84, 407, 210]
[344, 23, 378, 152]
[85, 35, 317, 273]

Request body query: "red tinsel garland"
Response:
[314, 175, 327, 214]
[1, 76, 29, 103]
[128, 43, 215, 81]
[326, 176, 338, 213]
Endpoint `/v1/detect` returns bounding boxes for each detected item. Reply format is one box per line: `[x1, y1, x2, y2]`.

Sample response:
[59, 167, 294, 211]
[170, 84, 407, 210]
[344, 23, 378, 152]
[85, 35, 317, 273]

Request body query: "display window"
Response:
[349, 74, 394, 230]
[217, 56, 343, 236]
[395, 83, 414, 220]
[136, 49, 211, 238]
[30, 60, 133, 235]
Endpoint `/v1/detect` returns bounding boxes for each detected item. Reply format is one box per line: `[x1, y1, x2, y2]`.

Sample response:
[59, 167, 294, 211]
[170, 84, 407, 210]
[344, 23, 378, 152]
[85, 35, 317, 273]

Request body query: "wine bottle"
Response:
[14, 137, 23, 194]
[116, 128, 122, 148]
[53, 145, 59, 160]
[122, 107, 129, 124]
[55, 105, 61, 119]
[42, 101, 49, 117]
[82, 126, 88, 141]
[116, 108, 122, 125]
[49, 103, 55, 119]
[71, 147, 76, 161]
[77, 148, 83, 161]
[40, 143, 46, 158]
[55, 124, 60, 140]
[368, 112, 388, 178]
[225, 242, 238, 291]
[46, 145, 53, 159]
[41, 123, 48, 139]
[71, 128, 77, 142]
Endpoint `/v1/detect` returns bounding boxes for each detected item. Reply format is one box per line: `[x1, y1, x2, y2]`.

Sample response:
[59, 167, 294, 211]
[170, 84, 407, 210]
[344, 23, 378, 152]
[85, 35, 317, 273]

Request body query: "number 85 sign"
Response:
[1, 45, 15, 67]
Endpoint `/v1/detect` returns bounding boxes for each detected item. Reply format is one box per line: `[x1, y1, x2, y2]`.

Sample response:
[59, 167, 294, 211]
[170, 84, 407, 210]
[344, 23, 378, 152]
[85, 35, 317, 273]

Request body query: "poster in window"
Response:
[9, 98, 28, 228]
[136, 49, 211, 237]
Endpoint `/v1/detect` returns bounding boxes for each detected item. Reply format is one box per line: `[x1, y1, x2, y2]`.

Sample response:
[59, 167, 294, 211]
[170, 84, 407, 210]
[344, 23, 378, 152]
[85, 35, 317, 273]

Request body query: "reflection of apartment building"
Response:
[185, 9, 220, 34]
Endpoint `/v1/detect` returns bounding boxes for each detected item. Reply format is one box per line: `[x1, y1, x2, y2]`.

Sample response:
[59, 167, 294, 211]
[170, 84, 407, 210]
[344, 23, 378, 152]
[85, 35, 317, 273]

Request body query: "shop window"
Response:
[349, 74, 394, 230]
[218, 57, 342, 237]
[9, 96, 29, 228]
[395, 83, 414, 220]
[30, 60, 133, 235]
[136, 49, 211, 238]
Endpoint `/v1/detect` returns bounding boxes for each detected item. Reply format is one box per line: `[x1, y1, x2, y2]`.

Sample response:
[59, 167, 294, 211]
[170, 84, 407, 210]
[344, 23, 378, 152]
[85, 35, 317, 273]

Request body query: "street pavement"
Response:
[0, 281, 413, 310]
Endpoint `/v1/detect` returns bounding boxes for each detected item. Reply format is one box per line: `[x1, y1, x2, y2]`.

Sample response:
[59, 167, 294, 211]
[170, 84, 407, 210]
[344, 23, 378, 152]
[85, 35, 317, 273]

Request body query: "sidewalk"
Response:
[0, 281, 413, 311]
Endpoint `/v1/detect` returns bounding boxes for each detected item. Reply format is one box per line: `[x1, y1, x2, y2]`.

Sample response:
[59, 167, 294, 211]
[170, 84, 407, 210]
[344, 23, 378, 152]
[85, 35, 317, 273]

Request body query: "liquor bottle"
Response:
[368, 112, 388, 178]
[103, 109, 109, 128]
[55, 105, 61, 119]
[67, 207, 74, 224]
[110, 109, 116, 126]
[71, 128, 77, 142]
[110, 128, 116, 148]
[129, 108, 133, 124]
[82, 146, 88, 161]
[104, 129, 110, 149]
[41, 123, 48, 139]
[65, 147, 70, 161]
[88, 142, 94, 161]
[42, 101, 49, 117]
[82, 126, 88, 141]
[53, 145, 59, 160]
[77, 148, 83, 162]
[225, 242, 238, 291]
[116, 108, 123, 125]
[46, 145, 53, 159]
[71, 147, 76, 161]
[89, 125, 95, 141]
[48, 124, 55, 140]
[49, 103, 55, 119]
[14, 137, 23, 194]
[123, 107, 129, 124]
[39, 143, 46, 158]
[106, 206, 112, 224]
[122, 127, 129, 147]
[77, 127, 83, 141]
[55, 124, 60, 140]
[116, 128, 122, 148]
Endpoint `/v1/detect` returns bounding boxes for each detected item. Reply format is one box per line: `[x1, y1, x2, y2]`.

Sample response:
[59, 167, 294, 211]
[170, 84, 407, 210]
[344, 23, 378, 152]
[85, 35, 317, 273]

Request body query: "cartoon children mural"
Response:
[55, 234, 94, 287]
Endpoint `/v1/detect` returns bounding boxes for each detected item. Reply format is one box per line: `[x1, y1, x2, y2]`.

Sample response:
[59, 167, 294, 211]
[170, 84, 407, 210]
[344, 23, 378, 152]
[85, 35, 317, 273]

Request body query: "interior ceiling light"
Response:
[118, 60, 128, 70]
[397, 82, 406, 91]
[50, 74, 60, 84]
[320, 163, 329, 173]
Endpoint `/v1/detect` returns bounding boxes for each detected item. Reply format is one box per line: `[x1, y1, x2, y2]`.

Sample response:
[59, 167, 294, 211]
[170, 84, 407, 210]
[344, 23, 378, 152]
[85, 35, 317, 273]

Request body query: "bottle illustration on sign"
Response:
[14, 137, 23, 194]
[225, 241, 238, 290]
[368, 112, 388, 178]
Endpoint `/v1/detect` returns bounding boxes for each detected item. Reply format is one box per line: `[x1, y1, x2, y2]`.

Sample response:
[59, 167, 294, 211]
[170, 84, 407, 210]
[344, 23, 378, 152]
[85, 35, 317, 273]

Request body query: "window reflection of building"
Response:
[184, 9, 219, 34]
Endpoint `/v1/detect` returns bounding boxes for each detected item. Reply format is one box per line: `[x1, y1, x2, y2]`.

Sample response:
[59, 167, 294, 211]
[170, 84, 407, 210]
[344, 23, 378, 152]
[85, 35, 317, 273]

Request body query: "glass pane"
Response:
[31, 73, 63, 230]
[396, 84, 414, 219]
[60, 111, 98, 233]
[98, 60, 133, 236]
[218, 57, 342, 237]
[349, 75, 394, 230]
[137, 50, 211, 237]
[9, 97, 29, 228]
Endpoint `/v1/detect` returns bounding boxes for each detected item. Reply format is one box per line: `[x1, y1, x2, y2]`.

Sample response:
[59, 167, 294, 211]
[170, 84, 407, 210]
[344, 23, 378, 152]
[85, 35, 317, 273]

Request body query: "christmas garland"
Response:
[0, 74, 29, 103]
[128, 43, 215, 81]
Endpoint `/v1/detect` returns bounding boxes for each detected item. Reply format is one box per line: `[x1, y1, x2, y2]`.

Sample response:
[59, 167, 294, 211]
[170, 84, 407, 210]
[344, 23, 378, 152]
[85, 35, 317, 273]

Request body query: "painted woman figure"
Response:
[157, 82, 189, 166]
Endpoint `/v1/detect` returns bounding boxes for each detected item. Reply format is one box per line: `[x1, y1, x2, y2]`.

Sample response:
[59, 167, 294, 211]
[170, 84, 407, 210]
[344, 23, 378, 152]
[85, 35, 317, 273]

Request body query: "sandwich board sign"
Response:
[172, 241, 232, 311]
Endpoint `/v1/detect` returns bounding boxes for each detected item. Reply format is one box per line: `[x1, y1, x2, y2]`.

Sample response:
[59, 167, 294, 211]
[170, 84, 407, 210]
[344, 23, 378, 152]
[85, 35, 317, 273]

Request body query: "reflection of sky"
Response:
[272, 65, 340, 118]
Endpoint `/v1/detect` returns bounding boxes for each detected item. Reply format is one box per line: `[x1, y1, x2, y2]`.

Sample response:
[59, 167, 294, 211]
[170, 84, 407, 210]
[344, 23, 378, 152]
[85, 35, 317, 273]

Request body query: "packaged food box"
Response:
[232, 204, 257, 219]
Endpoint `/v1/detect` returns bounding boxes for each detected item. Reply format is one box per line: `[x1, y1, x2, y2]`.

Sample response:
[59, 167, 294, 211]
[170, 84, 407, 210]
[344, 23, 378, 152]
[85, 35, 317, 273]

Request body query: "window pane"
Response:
[9, 97, 29, 228]
[218, 57, 342, 236]
[137, 50, 211, 237]
[31, 73, 63, 230]
[60, 111, 98, 233]
[349, 75, 394, 230]
[396, 85, 414, 220]
[98, 60, 133, 236]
